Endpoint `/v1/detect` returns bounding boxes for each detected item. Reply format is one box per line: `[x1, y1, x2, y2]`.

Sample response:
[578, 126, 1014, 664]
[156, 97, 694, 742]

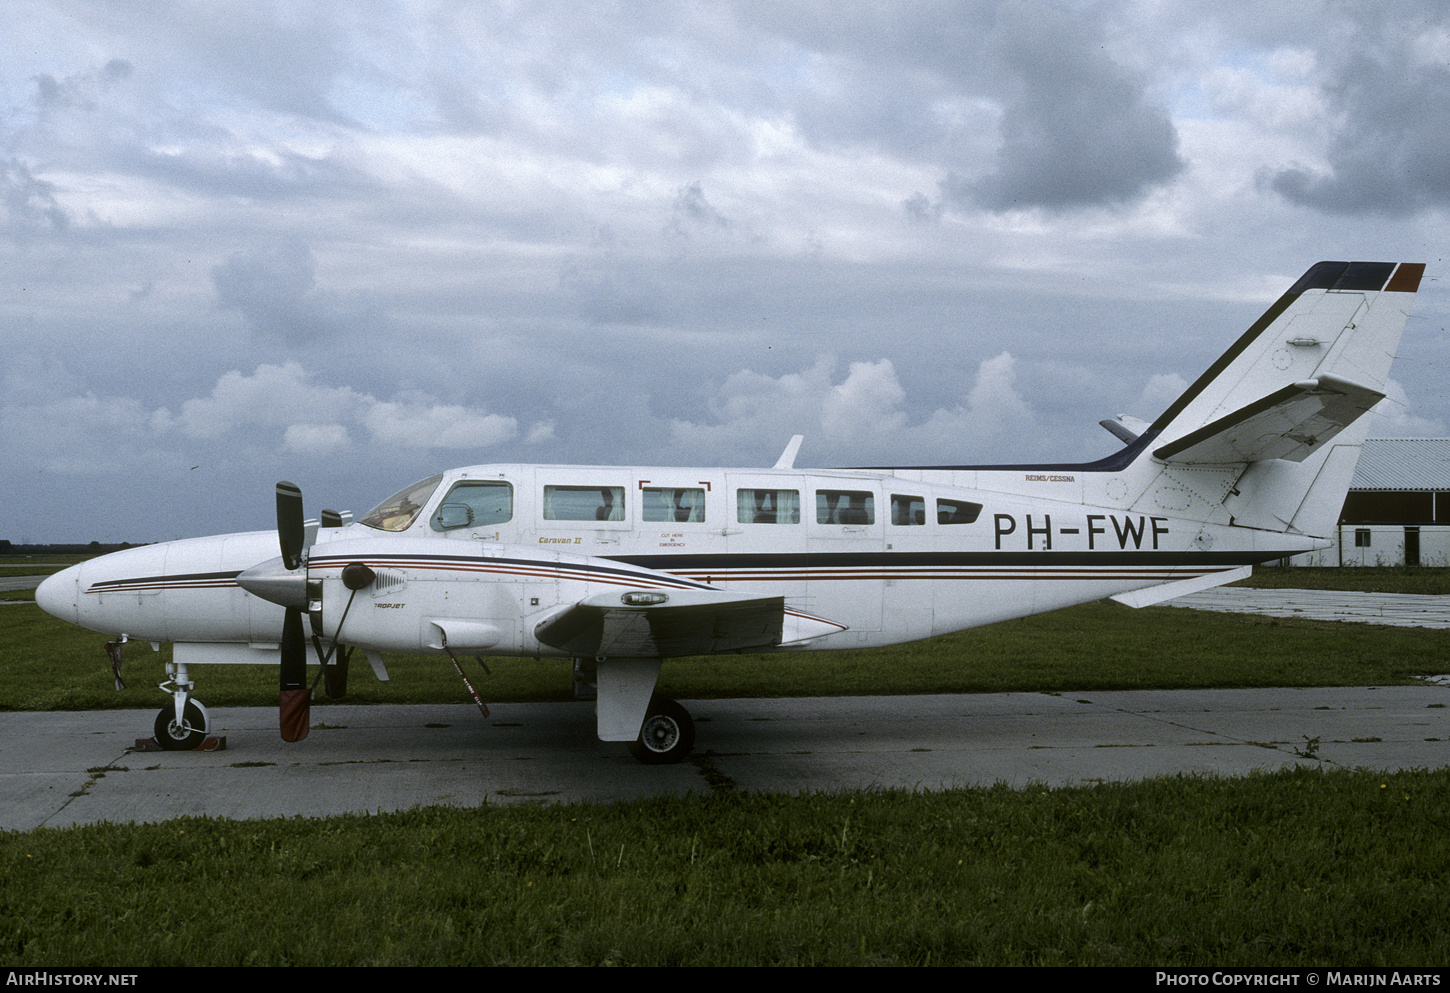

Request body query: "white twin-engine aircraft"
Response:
[36, 261, 1426, 763]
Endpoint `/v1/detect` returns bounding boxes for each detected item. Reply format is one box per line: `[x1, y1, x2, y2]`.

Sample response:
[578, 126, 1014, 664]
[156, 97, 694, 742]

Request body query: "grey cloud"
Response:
[671, 181, 731, 232]
[102, 58, 134, 83]
[727, 2, 1184, 212]
[558, 226, 669, 325]
[1, 158, 69, 235]
[10, 0, 1450, 543]
[1265, 28, 1450, 216]
[32, 59, 132, 112]
[211, 236, 378, 342]
[902, 191, 943, 223]
[21, 50, 371, 209]
[963, 4, 1184, 211]
[667, 181, 733, 241]
[129, 145, 375, 203]
[558, 259, 665, 326]
[81, 5, 359, 126]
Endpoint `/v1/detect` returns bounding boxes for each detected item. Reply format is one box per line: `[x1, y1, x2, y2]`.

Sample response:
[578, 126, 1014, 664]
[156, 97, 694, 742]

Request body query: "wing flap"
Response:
[534, 589, 844, 658]
[1153, 374, 1384, 465]
[535, 589, 785, 658]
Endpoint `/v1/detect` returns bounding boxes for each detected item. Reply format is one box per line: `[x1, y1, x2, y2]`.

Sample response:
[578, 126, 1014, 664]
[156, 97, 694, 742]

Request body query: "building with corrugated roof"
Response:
[1293, 438, 1450, 566]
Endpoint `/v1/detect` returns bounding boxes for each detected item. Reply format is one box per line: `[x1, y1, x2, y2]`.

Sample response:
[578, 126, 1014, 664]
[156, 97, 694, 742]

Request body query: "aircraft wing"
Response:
[1152, 374, 1384, 465]
[534, 589, 842, 658]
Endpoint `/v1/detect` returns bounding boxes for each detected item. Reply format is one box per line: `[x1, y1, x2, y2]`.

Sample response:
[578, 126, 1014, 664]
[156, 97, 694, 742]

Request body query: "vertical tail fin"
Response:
[1129, 261, 1425, 537]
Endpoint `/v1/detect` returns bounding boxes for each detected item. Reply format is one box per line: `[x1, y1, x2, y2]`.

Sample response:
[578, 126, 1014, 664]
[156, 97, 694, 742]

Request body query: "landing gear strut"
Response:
[628, 697, 695, 765]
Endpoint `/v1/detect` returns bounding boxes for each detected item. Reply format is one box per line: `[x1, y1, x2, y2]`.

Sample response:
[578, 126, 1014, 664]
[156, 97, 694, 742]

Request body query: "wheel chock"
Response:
[133, 736, 227, 752]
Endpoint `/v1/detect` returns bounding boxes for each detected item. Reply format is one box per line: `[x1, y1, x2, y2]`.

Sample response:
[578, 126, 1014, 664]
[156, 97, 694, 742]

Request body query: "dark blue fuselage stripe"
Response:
[308, 553, 716, 590]
[88, 549, 1268, 595]
[611, 550, 1284, 570]
[86, 570, 241, 593]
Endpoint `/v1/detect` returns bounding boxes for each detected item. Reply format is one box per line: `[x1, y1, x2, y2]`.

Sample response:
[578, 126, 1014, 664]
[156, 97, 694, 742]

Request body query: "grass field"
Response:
[1, 582, 1445, 711]
[3, 565, 1448, 966]
[1235, 566, 1450, 595]
[4, 768, 1449, 966]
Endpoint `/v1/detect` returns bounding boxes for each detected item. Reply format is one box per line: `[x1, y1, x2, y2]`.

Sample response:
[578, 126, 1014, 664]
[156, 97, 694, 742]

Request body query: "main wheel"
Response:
[154, 701, 207, 751]
[628, 697, 695, 765]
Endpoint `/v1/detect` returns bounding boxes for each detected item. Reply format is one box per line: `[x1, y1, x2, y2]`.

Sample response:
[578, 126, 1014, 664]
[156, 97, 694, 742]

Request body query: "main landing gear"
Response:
[628, 696, 695, 765]
[585, 657, 697, 765]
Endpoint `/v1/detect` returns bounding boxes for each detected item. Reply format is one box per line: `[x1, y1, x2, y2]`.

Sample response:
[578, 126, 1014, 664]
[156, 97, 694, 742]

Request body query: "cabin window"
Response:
[737, 489, 800, 524]
[543, 485, 626, 521]
[1355, 528, 1372, 548]
[817, 489, 874, 525]
[643, 487, 706, 523]
[937, 499, 983, 524]
[431, 481, 513, 531]
[359, 474, 442, 532]
[891, 494, 925, 526]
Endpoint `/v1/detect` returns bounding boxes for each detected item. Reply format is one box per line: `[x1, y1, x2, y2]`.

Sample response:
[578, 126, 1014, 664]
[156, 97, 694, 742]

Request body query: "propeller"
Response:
[242, 481, 373, 740]
[275, 481, 312, 742]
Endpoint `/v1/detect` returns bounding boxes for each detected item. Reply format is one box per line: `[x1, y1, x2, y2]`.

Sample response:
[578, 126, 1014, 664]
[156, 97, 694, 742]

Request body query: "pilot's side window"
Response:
[816, 489, 874, 525]
[431, 481, 513, 531]
[544, 485, 626, 521]
[890, 494, 925, 525]
[360, 474, 443, 532]
[736, 489, 800, 524]
[937, 499, 983, 524]
[643, 487, 706, 523]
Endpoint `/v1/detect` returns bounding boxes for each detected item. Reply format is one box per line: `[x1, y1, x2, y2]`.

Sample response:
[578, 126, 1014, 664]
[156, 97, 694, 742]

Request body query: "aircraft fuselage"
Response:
[39, 460, 1318, 659]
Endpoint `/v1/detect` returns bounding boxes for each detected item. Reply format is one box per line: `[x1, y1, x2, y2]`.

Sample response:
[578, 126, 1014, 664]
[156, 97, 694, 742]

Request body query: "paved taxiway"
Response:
[1, 575, 53, 596]
[5, 686, 1449, 832]
[1172, 587, 1450, 628]
[6, 586, 1448, 830]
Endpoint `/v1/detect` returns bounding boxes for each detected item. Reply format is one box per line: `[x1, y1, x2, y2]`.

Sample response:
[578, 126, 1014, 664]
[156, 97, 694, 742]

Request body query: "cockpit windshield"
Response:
[358, 474, 442, 532]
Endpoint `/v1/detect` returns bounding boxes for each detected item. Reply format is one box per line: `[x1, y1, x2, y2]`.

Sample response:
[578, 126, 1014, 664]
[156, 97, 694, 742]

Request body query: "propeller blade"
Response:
[279, 606, 310, 742]
[276, 480, 305, 571]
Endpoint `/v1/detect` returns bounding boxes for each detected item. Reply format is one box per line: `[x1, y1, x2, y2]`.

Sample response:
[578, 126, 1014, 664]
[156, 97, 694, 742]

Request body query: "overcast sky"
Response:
[6, 1, 1450, 543]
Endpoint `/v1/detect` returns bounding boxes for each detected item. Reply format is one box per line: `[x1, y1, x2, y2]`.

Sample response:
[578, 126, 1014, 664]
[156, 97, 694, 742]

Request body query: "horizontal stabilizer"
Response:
[1153, 375, 1384, 465]
[536, 589, 791, 658]
[1109, 566, 1252, 609]
[1100, 414, 1151, 445]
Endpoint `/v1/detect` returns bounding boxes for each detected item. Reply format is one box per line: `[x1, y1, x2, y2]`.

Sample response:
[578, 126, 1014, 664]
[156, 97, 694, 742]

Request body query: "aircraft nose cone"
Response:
[35, 566, 80, 623]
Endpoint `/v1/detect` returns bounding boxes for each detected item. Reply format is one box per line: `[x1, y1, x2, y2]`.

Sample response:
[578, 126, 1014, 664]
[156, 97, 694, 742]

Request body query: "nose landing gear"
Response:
[147, 660, 217, 751]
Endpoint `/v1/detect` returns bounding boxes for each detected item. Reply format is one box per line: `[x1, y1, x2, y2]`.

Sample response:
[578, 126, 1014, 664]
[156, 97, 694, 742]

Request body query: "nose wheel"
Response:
[628, 697, 695, 764]
[153, 700, 208, 751]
